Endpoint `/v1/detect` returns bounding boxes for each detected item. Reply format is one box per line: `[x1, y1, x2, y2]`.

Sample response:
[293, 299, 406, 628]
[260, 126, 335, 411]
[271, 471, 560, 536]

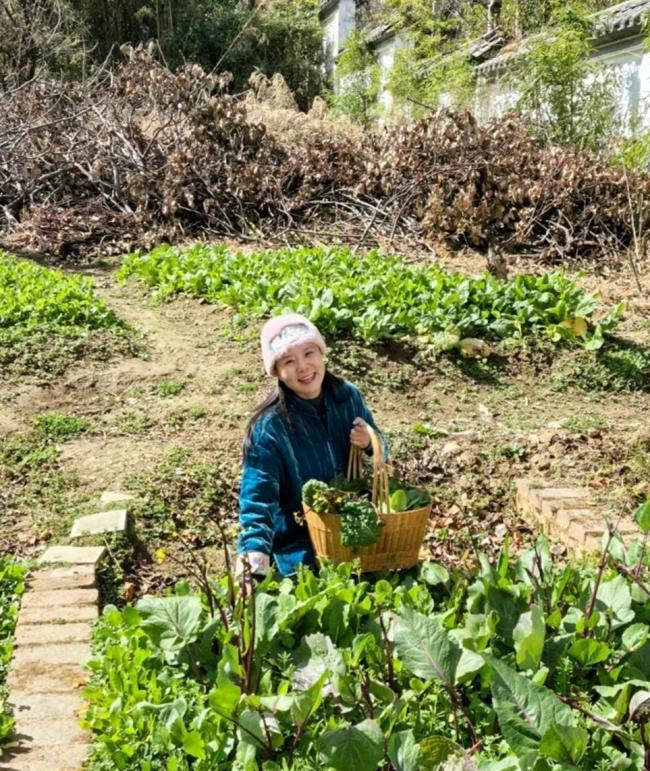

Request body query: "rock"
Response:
[495, 524, 508, 539]
[531, 454, 551, 471]
[441, 441, 462, 458]
[477, 404, 494, 421]
[538, 429, 560, 445]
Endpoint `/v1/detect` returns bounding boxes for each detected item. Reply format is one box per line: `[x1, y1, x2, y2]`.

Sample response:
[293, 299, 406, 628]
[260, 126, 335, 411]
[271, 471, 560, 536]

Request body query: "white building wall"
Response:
[375, 33, 406, 113]
[474, 36, 650, 134]
[322, 0, 357, 65]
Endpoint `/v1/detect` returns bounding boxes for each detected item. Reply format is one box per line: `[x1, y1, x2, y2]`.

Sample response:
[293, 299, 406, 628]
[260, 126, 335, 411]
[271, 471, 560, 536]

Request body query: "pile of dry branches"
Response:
[1, 45, 647, 262]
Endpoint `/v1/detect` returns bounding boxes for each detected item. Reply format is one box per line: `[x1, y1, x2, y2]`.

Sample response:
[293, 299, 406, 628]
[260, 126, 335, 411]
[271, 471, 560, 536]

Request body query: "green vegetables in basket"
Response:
[302, 478, 383, 548]
[388, 480, 430, 512]
[340, 499, 383, 547]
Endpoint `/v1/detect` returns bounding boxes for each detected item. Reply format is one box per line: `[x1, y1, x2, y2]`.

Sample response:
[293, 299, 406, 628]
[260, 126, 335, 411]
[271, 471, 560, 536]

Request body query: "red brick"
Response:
[20, 588, 98, 610]
[18, 604, 97, 626]
[531, 486, 593, 509]
[15, 622, 90, 647]
[7, 664, 88, 694]
[11, 642, 91, 667]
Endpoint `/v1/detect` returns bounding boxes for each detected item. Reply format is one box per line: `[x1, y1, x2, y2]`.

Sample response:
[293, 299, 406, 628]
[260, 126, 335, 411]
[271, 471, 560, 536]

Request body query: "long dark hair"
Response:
[243, 370, 347, 457]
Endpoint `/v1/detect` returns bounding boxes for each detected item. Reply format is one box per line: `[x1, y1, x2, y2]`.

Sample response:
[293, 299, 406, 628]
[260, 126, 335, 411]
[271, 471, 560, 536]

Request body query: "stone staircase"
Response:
[0, 492, 132, 771]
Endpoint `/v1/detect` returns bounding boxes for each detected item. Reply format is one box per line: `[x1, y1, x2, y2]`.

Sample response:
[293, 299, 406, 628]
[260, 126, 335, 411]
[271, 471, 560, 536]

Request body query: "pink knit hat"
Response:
[261, 313, 327, 376]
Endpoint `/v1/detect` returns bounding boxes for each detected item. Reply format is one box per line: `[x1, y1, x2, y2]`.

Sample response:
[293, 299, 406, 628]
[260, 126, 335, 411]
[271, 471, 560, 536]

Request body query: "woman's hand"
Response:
[350, 417, 372, 450]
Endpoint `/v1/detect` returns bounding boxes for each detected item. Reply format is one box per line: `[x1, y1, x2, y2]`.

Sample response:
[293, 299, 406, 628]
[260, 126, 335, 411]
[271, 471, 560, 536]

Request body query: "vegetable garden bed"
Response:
[83, 518, 650, 771]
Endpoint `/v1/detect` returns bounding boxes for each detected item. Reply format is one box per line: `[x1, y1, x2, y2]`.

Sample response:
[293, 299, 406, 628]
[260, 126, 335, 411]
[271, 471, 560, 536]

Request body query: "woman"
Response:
[235, 313, 384, 580]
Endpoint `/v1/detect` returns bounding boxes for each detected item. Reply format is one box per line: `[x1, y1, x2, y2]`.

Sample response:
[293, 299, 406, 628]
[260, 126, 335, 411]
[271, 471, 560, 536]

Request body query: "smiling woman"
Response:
[235, 313, 385, 581]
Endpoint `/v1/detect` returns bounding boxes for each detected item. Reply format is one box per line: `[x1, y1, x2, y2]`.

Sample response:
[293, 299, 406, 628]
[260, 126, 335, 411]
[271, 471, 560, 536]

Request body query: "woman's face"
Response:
[275, 341, 325, 399]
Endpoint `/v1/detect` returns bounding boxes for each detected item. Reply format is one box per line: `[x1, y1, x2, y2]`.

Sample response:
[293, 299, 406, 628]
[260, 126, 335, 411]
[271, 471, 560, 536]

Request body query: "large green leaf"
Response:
[486, 656, 573, 756]
[320, 719, 384, 771]
[388, 729, 421, 771]
[292, 633, 346, 692]
[392, 608, 462, 690]
[634, 499, 650, 533]
[513, 606, 545, 671]
[137, 596, 202, 654]
[569, 638, 611, 667]
[595, 576, 634, 627]
[419, 735, 463, 767]
[539, 724, 588, 765]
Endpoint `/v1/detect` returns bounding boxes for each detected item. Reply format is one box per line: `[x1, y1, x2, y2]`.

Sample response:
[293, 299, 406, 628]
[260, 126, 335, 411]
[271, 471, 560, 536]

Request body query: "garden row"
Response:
[118, 244, 621, 350]
[0, 251, 139, 379]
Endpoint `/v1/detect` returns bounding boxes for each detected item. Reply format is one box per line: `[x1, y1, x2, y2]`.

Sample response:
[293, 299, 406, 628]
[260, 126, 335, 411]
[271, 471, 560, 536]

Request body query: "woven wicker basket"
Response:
[304, 426, 431, 572]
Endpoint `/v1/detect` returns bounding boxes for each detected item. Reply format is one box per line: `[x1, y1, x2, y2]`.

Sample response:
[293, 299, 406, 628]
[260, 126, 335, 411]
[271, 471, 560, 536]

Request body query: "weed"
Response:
[188, 405, 207, 420]
[0, 431, 83, 544]
[33, 412, 89, 439]
[235, 383, 257, 393]
[124, 446, 235, 546]
[113, 410, 154, 435]
[555, 340, 650, 393]
[560, 414, 608, 433]
[156, 379, 185, 397]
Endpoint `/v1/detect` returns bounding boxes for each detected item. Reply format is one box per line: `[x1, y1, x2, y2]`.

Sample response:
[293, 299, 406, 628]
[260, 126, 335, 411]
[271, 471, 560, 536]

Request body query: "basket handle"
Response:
[346, 424, 391, 515]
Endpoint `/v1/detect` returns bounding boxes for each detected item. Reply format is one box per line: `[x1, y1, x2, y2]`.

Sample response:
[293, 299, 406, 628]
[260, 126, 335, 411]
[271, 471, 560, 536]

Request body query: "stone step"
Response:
[38, 546, 105, 566]
[0, 742, 89, 770]
[14, 622, 90, 647]
[20, 589, 98, 610]
[10, 642, 91, 668]
[28, 566, 96, 592]
[18, 604, 97, 626]
[70, 509, 128, 539]
[7, 663, 89, 695]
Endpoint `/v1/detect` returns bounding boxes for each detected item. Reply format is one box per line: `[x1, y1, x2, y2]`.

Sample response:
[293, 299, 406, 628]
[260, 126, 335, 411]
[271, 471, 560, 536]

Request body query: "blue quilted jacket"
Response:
[237, 378, 383, 576]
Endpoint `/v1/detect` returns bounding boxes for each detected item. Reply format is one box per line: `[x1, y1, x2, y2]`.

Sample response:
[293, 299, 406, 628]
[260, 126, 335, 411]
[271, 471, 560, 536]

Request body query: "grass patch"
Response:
[0, 557, 27, 744]
[124, 446, 236, 547]
[0, 252, 141, 379]
[553, 340, 650, 393]
[33, 412, 90, 439]
[156, 379, 185, 397]
[0, 431, 83, 541]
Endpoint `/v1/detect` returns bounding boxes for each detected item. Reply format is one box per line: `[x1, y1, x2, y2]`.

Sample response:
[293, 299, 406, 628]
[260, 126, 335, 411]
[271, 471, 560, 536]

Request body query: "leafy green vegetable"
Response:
[340, 499, 383, 548]
[83, 536, 650, 770]
[119, 244, 617, 350]
[0, 558, 27, 745]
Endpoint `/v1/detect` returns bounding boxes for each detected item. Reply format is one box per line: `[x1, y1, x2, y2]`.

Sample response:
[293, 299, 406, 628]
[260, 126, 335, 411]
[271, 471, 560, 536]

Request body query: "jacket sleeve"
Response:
[237, 425, 282, 558]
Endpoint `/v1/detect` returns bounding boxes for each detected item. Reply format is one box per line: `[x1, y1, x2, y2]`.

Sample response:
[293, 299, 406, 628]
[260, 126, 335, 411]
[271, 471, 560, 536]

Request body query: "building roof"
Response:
[596, 0, 650, 35]
[476, 0, 650, 76]
[319, 0, 339, 18]
[367, 22, 394, 45]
